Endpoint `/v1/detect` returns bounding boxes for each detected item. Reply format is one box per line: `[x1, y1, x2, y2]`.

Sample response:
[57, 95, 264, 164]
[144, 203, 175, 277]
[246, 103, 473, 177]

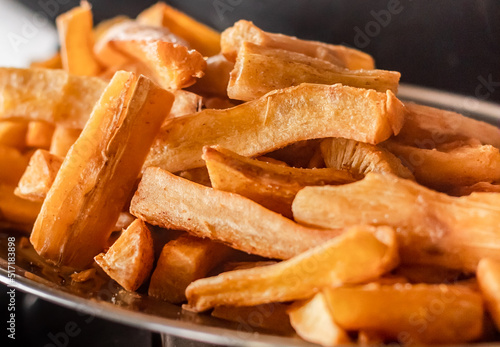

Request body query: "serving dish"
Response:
[1, 83, 499, 346]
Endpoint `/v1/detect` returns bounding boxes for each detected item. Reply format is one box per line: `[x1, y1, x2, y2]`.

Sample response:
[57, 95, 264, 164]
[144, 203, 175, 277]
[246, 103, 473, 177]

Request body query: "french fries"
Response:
[0, 185, 42, 228]
[477, 258, 500, 332]
[95, 21, 206, 89]
[169, 90, 202, 119]
[94, 219, 154, 291]
[293, 172, 500, 272]
[321, 137, 414, 179]
[0, 145, 29, 186]
[145, 83, 405, 172]
[30, 52, 62, 69]
[185, 225, 398, 311]
[395, 103, 500, 148]
[0, 67, 107, 128]
[288, 292, 351, 346]
[188, 54, 234, 97]
[15, 149, 63, 201]
[130, 166, 342, 260]
[203, 146, 355, 217]
[323, 283, 484, 344]
[26, 121, 54, 149]
[221, 20, 374, 70]
[2, 3, 500, 345]
[0, 120, 28, 149]
[448, 182, 500, 196]
[228, 42, 400, 101]
[49, 126, 81, 157]
[148, 234, 234, 303]
[30, 71, 174, 268]
[137, 2, 221, 57]
[383, 140, 500, 190]
[56, 1, 102, 76]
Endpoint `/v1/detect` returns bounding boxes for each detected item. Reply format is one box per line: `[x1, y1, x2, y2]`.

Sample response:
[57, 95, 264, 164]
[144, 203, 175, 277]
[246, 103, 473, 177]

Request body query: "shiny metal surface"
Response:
[0, 84, 499, 346]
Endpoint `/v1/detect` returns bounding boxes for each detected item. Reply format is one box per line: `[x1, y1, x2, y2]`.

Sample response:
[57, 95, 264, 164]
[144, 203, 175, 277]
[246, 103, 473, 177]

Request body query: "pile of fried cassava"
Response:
[2, 2, 500, 345]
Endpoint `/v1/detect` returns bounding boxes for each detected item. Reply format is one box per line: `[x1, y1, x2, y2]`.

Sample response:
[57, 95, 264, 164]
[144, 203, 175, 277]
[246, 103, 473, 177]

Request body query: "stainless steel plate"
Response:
[1, 84, 499, 346]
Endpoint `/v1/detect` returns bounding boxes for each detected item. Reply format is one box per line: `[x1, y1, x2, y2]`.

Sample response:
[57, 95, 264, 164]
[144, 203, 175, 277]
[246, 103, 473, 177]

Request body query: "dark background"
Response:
[17, 0, 500, 104]
[3, 0, 500, 346]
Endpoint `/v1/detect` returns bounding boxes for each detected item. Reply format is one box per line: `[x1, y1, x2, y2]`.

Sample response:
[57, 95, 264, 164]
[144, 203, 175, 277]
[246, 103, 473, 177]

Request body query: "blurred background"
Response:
[0, 0, 499, 346]
[1, 0, 498, 103]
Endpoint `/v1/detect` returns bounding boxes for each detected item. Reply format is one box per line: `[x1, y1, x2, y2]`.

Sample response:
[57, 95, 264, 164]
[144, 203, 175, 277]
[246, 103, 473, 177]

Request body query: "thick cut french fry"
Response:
[130, 167, 343, 260]
[395, 103, 500, 148]
[93, 15, 130, 42]
[112, 211, 136, 232]
[177, 166, 211, 187]
[448, 182, 500, 196]
[266, 139, 321, 168]
[145, 83, 406, 172]
[148, 234, 234, 303]
[0, 184, 41, 228]
[221, 20, 374, 70]
[137, 2, 221, 57]
[0, 67, 107, 129]
[357, 331, 385, 346]
[185, 225, 398, 312]
[293, 172, 500, 272]
[49, 126, 81, 157]
[393, 264, 463, 284]
[228, 42, 400, 101]
[288, 292, 351, 346]
[30, 52, 62, 69]
[189, 54, 234, 97]
[95, 219, 154, 291]
[26, 121, 55, 149]
[477, 258, 500, 332]
[203, 146, 356, 218]
[0, 146, 29, 186]
[323, 283, 483, 344]
[321, 138, 414, 179]
[212, 303, 293, 335]
[203, 97, 238, 110]
[383, 140, 500, 190]
[112, 39, 206, 90]
[222, 261, 277, 272]
[56, 1, 102, 76]
[15, 149, 63, 202]
[95, 21, 206, 89]
[30, 71, 174, 268]
[0, 120, 28, 149]
[168, 90, 202, 120]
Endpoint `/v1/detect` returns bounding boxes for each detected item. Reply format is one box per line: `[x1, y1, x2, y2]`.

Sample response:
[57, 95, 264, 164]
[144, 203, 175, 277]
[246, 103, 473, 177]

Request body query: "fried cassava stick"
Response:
[0, 67, 107, 129]
[30, 71, 173, 268]
[323, 283, 483, 344]
[130, 166, 343, 260]
[395, 103, 500, 148]
[293, 173, 500, 272]
[15, 149, 63, 202]
[185, 225, 398, 311]
[221, 20, 374, 70]
[228, 42, 400, 101]
[203, 146, 356, 218]
[383, 140, 500, 190]
[145, 83, 406, 172]
[321, 137, 414, 179]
